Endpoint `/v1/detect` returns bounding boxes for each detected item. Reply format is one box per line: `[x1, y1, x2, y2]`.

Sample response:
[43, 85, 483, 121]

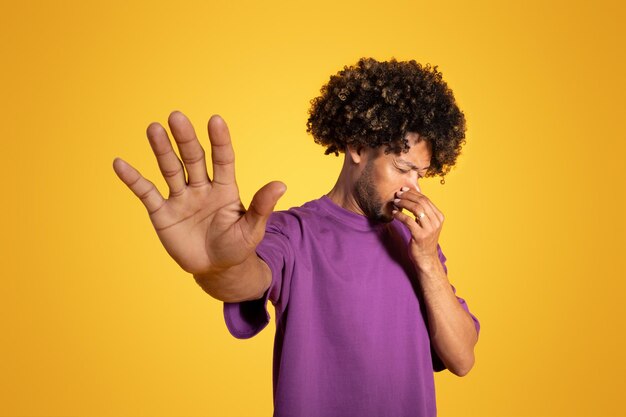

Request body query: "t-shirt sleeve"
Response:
[431, 245, 481, 372]
[222, 216, 294, 339]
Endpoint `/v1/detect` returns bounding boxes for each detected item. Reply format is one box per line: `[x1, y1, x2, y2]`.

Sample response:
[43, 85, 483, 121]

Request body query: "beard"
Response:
[353, 159, 394, 223]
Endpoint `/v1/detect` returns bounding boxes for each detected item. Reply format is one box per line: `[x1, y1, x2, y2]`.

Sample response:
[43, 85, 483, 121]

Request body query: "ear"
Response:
[346, 144, 364, 164]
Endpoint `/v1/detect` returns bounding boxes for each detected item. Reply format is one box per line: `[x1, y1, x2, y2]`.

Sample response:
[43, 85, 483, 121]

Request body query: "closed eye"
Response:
[394, 157, 430, 178]
[396, 166, 425, 178]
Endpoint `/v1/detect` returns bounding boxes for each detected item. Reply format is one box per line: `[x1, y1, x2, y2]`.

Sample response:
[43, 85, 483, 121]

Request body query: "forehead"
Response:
[377, 132, 432, 166]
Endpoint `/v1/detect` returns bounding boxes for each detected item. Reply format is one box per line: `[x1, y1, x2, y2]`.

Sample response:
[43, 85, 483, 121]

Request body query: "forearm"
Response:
[193, 255, 272, 303]
[415, 257, 478, 376]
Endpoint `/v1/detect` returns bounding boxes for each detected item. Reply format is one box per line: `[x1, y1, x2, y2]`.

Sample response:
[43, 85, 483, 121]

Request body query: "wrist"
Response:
[412, 253, 443, 274]
[193, 254, 257, 281]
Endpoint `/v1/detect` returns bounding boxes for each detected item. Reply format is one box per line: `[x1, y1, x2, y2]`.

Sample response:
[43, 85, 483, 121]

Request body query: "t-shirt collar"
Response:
[317, 195, 388, 232]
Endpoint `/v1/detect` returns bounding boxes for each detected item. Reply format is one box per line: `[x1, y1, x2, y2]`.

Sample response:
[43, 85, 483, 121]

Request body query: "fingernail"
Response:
[401, 187, 410, 192]
[392, 209, 398, 214]
[393, 198, 400, 204]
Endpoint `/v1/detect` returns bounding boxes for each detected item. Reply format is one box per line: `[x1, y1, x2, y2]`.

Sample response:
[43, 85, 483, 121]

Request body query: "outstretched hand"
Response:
[113, 111, 286, 275]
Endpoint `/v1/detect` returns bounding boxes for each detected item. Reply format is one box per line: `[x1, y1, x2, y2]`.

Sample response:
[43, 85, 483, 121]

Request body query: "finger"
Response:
[418, 195, 444, 223]
[414, 207, 433, 229]
[414, 210, 430, 228]
[393, 198, 431, 228]
[207, 115, 236, 186]
[415, 201, 437, 228]
[113, 158, 166, 214]
[242, 181, 287, 240]
[146, 122, 186, 197]
[392, 208, 421, 236]
[168, 111, 210, 187]
[396, 190, 442, 224]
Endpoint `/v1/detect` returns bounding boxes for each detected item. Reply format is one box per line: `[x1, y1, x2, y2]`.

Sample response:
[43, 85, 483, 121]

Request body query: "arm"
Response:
[113, 111, 284, 303]
[193, 255, 271, 303]
[413, 256, 478, 376]
[392, 188, 478, 376]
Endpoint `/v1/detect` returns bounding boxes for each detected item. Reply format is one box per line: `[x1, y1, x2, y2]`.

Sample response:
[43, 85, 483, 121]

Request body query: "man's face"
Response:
[353, 133, 432, 223]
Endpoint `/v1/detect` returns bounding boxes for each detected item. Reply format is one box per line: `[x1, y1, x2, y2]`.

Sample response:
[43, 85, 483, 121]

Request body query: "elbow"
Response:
[450, 365, 473, 377]
[448, 354, 475, 377]
[449, 323, 479, 377]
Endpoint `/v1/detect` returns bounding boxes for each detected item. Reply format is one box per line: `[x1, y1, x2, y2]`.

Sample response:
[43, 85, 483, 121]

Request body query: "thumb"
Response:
[244, 181, 287, 234]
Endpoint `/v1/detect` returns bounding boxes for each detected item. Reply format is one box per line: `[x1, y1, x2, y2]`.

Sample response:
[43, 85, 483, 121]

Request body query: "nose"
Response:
[404, 172, 421, 193]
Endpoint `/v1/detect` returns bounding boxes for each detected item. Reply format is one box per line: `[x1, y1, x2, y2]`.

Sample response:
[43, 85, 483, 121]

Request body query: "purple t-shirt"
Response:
[224, 196, 480, 417]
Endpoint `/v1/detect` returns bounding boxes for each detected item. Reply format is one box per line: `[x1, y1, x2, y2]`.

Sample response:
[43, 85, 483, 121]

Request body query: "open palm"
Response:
[113, 111, 285, 275]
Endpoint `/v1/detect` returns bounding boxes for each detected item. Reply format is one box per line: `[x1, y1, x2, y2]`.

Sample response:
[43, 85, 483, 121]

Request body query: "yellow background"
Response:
[1, 0, 625, 416]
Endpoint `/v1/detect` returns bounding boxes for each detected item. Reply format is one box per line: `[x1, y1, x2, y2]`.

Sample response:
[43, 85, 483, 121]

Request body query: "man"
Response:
[113, 58, 480, 417]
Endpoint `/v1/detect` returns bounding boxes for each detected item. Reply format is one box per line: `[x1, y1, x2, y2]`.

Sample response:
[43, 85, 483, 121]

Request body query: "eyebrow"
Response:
[396, 158, 430, 171]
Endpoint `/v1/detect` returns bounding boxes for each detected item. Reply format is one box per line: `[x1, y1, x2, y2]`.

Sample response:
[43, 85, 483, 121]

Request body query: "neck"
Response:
[326, 155, 364, 216]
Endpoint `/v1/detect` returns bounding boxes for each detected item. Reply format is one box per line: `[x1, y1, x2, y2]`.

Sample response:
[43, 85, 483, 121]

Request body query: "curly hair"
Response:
[306, 57, 466, 180]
